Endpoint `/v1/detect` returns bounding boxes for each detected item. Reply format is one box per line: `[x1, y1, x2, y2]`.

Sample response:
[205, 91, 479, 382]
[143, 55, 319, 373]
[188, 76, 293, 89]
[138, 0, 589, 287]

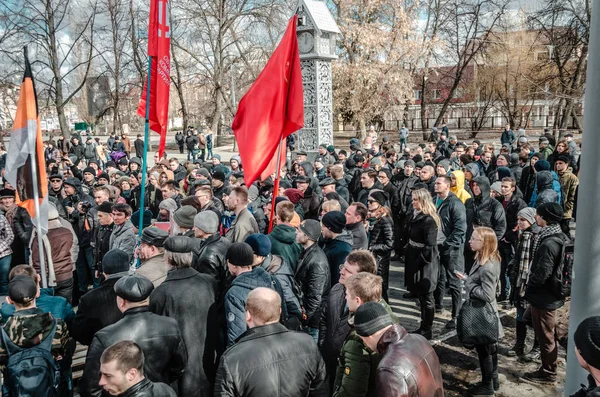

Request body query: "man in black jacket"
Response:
[433, 175, 467, 330]
[70, 249, 129, 345]
[464, 176, 506, 273]
[150, 236, 217, 397]
[98, 341, 176, 397]
[80, 275, 187, 397]
[296, 219, 331, 342]
[319, 250, 377, 393]
[192, 210, 231, 295]
[391, 163, 418, 260]
[134, 134, 144, 158]
[523, 203, 567, 384]
[214, 287, 326, 397]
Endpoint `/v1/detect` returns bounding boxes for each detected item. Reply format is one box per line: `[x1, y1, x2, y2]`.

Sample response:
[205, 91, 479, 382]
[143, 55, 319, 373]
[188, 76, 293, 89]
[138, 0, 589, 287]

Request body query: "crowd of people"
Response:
[0, 122, 597, 397]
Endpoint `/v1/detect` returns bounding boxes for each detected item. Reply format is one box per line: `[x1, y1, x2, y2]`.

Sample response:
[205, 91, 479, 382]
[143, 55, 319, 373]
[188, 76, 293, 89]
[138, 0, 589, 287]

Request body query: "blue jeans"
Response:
[187, 149, 196, 161]
[0, 255, 11, 295]
[304, 327, 319, 344]
[76, 247, 98, 294]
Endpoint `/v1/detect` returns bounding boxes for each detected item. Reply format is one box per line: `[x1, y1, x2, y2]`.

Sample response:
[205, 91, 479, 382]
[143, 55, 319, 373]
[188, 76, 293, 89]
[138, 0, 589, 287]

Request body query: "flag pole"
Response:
[268, 134, 284, 233]
[138, 56, 153, 244]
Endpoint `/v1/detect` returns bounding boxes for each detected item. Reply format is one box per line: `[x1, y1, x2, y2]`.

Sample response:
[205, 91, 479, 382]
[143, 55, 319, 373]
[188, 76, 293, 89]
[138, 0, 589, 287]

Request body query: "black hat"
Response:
[295, 176, 310, 184]
[49, 174, 63, 181]
[556, 154, 571, 164]
[118, 158, 128, 165]
[164, 236, 195, 253]
[226, 242, 255, 267]
[415, 161, 425, 169]
[0, 189, 15, 199]
[574, 316, 600, 369]
[245, 233, 272, 257]
[194, 179, 211, 187]
[106, 161, 117, 168]
[98, 172, 110, 182]
[322, 211, 346, 234]
[114, 274, 154, 302]
[131, 209, 152, 230]
[298, 219, 321, 241]
[83, 167, 95, 176]
[102, 249, 131, 275]
[369, 190, 388, 206]
[8, 275, 37, 305]
[536, 202, 563, 224]
[354, 301, 394, 337]
[63, 177, 81, 189]
[97, 201, 113, 214]
[141, 227, 169, 247]
[319, 177, 336, 187]
[213, 170, 226, 182]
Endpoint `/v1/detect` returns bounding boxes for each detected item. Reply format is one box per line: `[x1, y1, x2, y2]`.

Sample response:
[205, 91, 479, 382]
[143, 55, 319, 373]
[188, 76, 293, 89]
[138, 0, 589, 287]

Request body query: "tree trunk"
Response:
[46, 0, 70, 137]
[358, 119, 367, 142]
[171, 40, 188, 132]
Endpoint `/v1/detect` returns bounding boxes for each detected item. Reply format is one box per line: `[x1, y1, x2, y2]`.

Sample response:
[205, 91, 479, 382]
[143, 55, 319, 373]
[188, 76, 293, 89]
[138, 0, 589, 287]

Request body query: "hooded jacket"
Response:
[465, 177, 506, 240]
[224, 266, 275, 346]
[268, 224, 303, 272]
[260, 254, 302, 320]
[109, 220, 136, 262]
[557, 168, 579, 219]
[320, 231, 353, 286]
[532, 171, 559, 208]
[450, 170, 471, 204]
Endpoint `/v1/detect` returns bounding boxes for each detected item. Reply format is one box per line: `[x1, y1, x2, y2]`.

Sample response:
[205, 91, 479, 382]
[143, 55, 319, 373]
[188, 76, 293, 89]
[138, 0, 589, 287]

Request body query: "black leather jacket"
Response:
[296, 244, 331, 328]
[80, 306, 187, 397]
[192, 233, 231, 293]
[214, 323, 327, 397]
[13, 206, 33, 245]
[117, 378, 176, 397]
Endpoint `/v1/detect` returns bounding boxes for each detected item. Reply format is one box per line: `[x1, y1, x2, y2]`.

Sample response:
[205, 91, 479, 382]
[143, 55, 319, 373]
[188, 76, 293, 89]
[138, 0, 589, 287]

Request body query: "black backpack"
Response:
[1, 320, 60, 397]
[549, 234, 574, 298]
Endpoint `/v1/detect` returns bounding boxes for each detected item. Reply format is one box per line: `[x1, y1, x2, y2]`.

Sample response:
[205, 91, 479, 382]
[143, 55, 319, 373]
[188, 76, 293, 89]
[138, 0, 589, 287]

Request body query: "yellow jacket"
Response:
[450, 170, 472, 204]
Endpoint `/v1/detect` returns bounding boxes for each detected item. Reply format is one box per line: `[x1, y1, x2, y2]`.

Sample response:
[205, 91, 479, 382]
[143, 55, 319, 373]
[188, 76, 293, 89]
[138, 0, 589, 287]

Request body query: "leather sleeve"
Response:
[376, 368, 409, 397]
[303, 257, 329, 324]
[444, 200, 467, 248]
[309, 348, 329, 397]
[370, 218, 394, 253]
[213, 358, 235, 397]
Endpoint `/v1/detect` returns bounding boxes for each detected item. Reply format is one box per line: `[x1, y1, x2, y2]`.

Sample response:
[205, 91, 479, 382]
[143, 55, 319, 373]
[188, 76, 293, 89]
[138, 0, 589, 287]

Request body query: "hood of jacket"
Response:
[300, 161, 314, 177]
[270, 224, 297, 244]
[450, 170, 466, 191]
[261, 254, 294, 277]
[536, 170, 553, 190]
[334, 229, 354, 246]
[231, 266, 273, 292]
[472, 176, 491, 201]
[4, 308, 56, 348]
[464, 162, 480, 178]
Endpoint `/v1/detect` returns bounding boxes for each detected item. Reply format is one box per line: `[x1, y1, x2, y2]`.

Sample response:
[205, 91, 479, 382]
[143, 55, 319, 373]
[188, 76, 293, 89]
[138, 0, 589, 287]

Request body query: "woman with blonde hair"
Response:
[404, 188, 440, 340]
[458, 226, 503, 396]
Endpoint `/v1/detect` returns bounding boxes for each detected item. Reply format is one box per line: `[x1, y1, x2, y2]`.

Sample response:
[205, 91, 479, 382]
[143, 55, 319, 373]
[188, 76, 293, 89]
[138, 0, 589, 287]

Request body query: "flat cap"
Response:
[295, 176, 310, 184]
[296, 151, 307, 156]
[164, 236, 196, 253]
[141, 227, 169, 247]
[319, 177, 336, 187]
[114, 274, 154, 302]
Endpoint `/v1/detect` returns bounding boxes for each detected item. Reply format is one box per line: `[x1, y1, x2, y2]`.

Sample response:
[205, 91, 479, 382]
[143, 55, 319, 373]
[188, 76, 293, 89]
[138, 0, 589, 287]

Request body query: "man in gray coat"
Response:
[225, 186, 259, 243]
[110, 203, 136, 262]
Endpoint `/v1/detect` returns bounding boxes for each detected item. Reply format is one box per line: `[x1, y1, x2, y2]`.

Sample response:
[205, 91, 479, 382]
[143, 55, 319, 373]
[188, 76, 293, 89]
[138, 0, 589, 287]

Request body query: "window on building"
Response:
[414, 90, 421, 100]
[454, 88, 464, 98]
[431, 89, 441, 100]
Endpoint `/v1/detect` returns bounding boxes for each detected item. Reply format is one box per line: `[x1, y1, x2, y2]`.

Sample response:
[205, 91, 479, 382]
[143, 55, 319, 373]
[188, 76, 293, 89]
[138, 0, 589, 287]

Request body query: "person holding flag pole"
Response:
[4, 47, 49, 289]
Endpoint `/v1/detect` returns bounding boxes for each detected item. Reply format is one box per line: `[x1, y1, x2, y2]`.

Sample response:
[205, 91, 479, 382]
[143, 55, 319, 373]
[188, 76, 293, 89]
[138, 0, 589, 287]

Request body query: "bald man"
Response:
[214, 288, 326, 396]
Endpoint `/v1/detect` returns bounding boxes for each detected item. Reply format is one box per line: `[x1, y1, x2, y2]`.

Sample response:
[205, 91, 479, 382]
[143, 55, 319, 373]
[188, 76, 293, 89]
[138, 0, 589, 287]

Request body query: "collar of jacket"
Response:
[11, 307, 44, 317]
[236, 322, 288, 344]
[123, 306, 150, 316]
[376, 323, 408, 355]
[117, 377, 152, 397]
[346, 222, 363, 231]
[198, 233, 221, 248]
[166, 267, 199, 281]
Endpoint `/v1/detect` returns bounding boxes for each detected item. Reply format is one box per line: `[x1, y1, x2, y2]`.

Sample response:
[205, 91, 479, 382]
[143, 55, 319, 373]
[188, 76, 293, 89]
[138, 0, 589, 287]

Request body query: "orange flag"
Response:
[4, 48, 49, 233]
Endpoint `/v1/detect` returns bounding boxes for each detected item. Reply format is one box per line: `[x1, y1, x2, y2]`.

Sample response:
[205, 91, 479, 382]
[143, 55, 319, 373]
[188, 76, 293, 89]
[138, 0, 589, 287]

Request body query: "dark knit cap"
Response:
[299, 219, 321, 241]
[83, 167, 95, 176]
[354, 301, 394, 337]
[226, 242, 255, 267]
[131, 209, 153, 229]
[322, 211, 346, 234]
[536, 202, 563, 224]
[106, 161, 117, 168]
[574, 316, 600, 369]
[534, 160, 551, 172]
[173, 205, 197, 229]
[97, 201, 113, 214]
[245, 234, 272, 257]
[369, 190, 388, 206]
[0, 189, 15, 199]
[114, 274, 154, 302]
[497, 166, 512, 180]
[415, 161, 425, 169]
[8, 275, 38, 305]
[404, 160, 415, 168]
[556, 154, 570, 164]
[102, 249, 130, 275]
[98, 172, 110, 182]
[119, 158, 129, 165]
[497, 154, 510, 164]
[213, 171, 226, 182]
[63, 178, 81, 189]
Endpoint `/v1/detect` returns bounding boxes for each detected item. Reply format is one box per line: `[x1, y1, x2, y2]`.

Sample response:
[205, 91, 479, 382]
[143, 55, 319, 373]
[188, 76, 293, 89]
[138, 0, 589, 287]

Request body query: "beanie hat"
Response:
[327, 145, 335, 153]
[517, 207, 537, 226]
[193, 211, 220, 234]
[510, 153, 519, 165]
[0, 189, 15, 199]
[106, 161, 117, 168]
[97, 201, 113, 214]
[131, 209, 152, 229]
[83, 167, 95, 176]
[322, 211, 346, 234]
[102, 249, 131, 275]
[298, 219, 321, 242]
[213, 171, 226, 182]
[556, 154, 571, 164]
[354, 302, 394, 337]
[497, 166, 512, 180]
[536, 202, 563, 224]
[490, 181, 502, 195]
[158, 198, 178, 214]
[173, 205, 198, 229]
[284, 188, 304, 204]
[98, 172, 110, 182]
[437, 159, 450, 172]
[245, 234, 272, 257]
[534, 160, 551, 172]
[497, 154, 510, 164]
[226, 242, 255, 267]
[369, 190, 388, 206]
[119, 158, 129, 165]
[574, 316, 600, 369]
[404, 160, 415, 168]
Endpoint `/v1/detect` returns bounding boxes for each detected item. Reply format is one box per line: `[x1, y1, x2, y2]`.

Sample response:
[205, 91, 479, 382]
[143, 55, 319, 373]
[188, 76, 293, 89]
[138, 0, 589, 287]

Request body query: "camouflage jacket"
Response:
[0, 307, 69, 369]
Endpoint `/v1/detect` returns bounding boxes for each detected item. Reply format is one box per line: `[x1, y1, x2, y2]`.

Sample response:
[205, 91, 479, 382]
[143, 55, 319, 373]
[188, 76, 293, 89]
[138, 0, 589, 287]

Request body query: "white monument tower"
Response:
[295, 0, 340, 152]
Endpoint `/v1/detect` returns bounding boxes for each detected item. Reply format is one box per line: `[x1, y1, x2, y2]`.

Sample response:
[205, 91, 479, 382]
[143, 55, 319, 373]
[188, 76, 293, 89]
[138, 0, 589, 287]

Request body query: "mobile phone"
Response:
[455, 270, 467, 279]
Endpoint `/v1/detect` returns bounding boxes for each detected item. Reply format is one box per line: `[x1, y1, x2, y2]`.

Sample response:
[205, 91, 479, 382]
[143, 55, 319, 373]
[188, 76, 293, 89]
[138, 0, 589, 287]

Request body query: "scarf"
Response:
[532, 224, 562, 259]
[516, 230, 534, 296]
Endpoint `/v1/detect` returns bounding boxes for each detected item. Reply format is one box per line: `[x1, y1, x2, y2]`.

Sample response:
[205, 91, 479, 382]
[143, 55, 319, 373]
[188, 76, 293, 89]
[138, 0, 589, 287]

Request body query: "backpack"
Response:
[549, 234, 574, 298]
[84, 143, 96, 159]
[1, 320, 60, 397]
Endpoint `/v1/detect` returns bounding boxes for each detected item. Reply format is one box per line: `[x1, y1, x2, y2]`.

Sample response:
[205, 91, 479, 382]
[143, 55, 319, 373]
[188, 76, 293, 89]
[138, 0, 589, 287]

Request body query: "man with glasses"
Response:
[49, 173, 65, 200]
[378, 169, 396, 199]
[318, 250, 377, 394]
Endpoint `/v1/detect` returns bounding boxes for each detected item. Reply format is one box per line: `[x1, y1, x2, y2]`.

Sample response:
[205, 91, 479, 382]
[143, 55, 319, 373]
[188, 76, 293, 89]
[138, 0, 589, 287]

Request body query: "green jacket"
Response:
[332, 300, 399, 397]
[558, 169, 579, 219]
[539, 145, 554, 161]
[268, 224, 303, 271]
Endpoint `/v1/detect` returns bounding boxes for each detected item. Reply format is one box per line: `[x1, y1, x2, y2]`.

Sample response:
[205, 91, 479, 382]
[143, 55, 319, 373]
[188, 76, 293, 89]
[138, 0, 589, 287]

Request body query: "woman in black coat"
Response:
[405, 188, 440, 340]
[367, 190, 394, 302]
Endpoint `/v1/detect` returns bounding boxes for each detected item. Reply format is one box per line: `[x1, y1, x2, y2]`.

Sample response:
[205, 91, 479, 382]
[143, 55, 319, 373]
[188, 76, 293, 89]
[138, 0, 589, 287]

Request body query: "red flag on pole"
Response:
[137, 0, 171, 157]
[232, 15, 304, 187]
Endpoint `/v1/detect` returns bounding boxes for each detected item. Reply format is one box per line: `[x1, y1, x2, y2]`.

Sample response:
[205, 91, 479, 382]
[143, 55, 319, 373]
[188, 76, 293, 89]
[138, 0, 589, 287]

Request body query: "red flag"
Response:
[233, 15, 304, 187]
[137, 0, 171, 157]
[260, 139, 287, 182]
